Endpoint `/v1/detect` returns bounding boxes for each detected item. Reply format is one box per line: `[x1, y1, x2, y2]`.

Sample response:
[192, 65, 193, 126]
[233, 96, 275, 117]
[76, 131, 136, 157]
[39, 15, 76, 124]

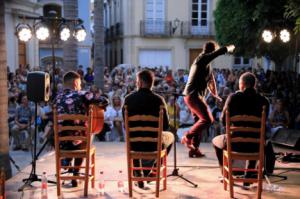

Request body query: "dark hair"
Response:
[204, 41, 218, 54]
[240, 72, 256, 88]
[137, 69, 154, 88]
[17, 92, 27, 104]
[63, 71, 81, 85]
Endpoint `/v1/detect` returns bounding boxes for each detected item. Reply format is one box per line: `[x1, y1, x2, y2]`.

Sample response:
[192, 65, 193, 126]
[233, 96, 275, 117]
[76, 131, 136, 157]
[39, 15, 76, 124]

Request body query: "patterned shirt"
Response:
[54, 89, 108, 147]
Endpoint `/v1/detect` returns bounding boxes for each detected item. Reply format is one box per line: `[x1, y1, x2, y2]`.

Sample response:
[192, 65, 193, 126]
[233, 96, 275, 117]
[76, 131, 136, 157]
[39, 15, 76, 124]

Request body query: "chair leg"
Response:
[156, 175, 160, 198]
[257, 162, 263, 199]
[56, 157, 61, 197]
[228, 165, 234, 199]
[223, 155, 227, 191]
[156, 161, 161, 198]
[128, 159, 133, 197]
[163, 155, 167, 190]
[91, 152, 95, 188]
[84, 158, 90, 197]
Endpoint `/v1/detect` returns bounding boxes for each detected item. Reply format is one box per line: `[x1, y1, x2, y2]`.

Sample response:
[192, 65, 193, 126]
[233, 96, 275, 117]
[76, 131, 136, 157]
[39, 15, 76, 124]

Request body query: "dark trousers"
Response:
[133, 131, 174, 177]
[184, 95, 213, 148]
[212, 134, 257, 176]
[61, 142, 83, 175]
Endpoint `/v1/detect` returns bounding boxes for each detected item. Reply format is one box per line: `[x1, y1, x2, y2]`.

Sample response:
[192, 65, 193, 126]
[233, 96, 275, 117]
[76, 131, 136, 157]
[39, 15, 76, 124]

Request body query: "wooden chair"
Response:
[223, 106, 266, 199]
[124, 105, 167, 198]
[53, 105, 96, 197]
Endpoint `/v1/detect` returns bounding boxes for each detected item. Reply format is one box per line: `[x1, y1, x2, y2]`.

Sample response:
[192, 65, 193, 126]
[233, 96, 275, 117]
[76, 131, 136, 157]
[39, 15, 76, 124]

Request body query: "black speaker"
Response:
[271, 128, 300, 150]
[27, 71, 50, 102]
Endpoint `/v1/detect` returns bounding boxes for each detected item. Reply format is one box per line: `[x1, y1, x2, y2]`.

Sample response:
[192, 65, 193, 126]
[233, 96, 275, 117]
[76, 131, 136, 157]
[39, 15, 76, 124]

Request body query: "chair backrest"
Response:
[53, 105, 93, 153]
[225, 106, 267, 154]
[124, 105, 164, 154]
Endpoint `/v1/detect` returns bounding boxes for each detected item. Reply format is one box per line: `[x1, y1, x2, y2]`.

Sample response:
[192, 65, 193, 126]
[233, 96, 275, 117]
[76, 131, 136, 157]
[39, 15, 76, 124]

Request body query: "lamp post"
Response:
[15, 14, 87, 190]
[172, 18, 180, 34]
[15, 13, 87, 98]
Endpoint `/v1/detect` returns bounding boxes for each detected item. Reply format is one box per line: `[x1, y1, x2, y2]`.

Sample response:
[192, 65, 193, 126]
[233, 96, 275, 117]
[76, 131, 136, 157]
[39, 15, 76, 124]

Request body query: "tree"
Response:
[63, 0, 78, 71]
[284, 0, 300, 33]
[0, 0, 12, 179]
[214, 0, 295, 70]
[93, 0, 104, 90]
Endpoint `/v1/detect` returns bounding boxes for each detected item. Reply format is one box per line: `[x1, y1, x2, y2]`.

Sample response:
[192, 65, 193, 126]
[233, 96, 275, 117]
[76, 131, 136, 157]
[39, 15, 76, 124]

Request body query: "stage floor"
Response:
[6, 142, 300, 199]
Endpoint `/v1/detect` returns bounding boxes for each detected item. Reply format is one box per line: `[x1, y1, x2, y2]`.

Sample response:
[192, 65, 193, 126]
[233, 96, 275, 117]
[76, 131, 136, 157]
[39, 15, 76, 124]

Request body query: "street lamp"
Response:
[15, 14, 87, 98]
[262, 28, 291, 43]
[279, 29, 291, 43]
[262, 30, 274, 43]
[16, 23, 32, 42]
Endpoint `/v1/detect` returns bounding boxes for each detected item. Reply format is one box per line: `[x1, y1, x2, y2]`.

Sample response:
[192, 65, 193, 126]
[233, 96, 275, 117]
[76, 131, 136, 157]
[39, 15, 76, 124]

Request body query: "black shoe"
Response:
[22, 147, 29, 151]
[13, 146, 21, 151]
[135, 181, 144, 189]
[71, 180, 78, 187]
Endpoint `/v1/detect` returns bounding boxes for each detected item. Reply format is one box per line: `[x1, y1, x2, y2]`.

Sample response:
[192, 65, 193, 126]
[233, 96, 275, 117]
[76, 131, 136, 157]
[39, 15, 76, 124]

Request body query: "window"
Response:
[191, 0, 209, 34]
[234, 57, 241, 65]
[233, 57, 251, 68]
[145, 0, 165, 33]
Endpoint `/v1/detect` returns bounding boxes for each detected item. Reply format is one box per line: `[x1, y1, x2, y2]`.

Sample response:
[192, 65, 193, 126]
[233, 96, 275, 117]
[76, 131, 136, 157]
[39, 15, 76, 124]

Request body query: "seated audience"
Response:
[269, 98, 290, 136]
[11, 93, 34, 151]
[105, 95, 124, 141]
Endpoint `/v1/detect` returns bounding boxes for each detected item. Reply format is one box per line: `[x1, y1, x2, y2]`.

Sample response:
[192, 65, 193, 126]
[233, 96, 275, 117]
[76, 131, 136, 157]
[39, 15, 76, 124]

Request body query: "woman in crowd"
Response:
[105, 95, 124, 141]
[269, 98, 290, 136]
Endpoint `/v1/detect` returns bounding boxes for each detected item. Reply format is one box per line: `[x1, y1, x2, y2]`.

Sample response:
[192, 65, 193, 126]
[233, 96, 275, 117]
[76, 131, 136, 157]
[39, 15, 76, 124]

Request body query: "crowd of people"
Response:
[6, 59, 300, 151]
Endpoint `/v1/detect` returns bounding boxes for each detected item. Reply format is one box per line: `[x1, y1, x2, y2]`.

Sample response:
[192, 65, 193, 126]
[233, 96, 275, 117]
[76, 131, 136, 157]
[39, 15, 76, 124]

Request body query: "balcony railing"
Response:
[105, 23, 124, 42]
[140, 20, 172, 37]
[180, 21, 215, 37]
[115, 22, 123, 36]
[105, 28, 110, 42]
[110, 25, 115, 38]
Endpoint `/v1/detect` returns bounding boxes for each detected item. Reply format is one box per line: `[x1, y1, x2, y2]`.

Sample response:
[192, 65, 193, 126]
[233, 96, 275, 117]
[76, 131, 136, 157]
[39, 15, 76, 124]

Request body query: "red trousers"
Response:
[184, 95, 214, 148]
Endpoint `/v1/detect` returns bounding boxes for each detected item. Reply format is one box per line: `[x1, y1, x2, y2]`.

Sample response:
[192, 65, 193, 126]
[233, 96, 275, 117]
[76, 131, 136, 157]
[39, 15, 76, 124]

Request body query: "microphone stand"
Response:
[156, 91, 198, 187]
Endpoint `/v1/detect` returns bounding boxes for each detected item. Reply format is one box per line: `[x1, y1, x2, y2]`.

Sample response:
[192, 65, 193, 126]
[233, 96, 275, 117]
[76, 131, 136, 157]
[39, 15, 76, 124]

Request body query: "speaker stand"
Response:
[18, 103, 55, 192]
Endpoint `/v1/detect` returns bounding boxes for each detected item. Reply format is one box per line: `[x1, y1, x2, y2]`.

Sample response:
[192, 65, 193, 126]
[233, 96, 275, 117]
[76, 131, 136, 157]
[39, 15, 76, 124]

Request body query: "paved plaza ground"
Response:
[6, 141, 300, 199]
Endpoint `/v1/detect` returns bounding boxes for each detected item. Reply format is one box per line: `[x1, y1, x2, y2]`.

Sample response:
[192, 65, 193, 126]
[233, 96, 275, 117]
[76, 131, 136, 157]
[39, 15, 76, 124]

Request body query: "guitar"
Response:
[91, 105, 105, 134]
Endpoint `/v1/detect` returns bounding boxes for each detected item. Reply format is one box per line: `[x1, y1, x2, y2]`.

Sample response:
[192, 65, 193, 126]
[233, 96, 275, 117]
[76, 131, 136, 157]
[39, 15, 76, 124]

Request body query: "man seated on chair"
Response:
[212, 72, 269, 186]
[54, 71, 108, 187]
[122, 69, 174, 189]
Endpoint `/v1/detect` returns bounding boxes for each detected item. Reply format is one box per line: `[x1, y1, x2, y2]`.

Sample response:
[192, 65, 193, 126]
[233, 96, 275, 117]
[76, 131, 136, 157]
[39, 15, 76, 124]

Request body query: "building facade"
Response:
[5, 0, 92, 72]
[104, 0, 233, 71]
[5, 0, 42, 72]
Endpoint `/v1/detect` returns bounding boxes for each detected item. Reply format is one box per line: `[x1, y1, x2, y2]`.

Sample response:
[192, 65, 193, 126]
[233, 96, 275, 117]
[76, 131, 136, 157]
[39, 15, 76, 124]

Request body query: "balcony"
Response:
[140, 20, 172, 37]
[180, 21, 215, 38]
[115, 22, 123, 37]
[105, 28, 110, 42]
[105, 23, 124, 43]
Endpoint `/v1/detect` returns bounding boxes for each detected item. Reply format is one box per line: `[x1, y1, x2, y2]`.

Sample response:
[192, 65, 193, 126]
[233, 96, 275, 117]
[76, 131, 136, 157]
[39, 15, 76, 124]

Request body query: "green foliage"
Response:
[284, 0, 300, 33]
[214, 0, 295, 67]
